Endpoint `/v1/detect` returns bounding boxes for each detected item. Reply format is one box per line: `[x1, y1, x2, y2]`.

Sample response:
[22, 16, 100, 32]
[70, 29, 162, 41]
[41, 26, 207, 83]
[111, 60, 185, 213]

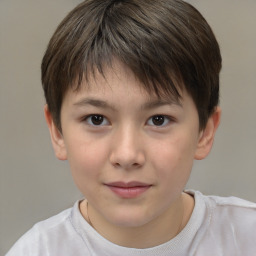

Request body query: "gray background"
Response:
[1, 0, 255, 254]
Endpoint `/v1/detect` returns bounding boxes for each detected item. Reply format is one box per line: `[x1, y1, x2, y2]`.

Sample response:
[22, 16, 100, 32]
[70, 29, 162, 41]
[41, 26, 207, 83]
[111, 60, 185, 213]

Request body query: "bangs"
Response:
[67, 1, 183, 102]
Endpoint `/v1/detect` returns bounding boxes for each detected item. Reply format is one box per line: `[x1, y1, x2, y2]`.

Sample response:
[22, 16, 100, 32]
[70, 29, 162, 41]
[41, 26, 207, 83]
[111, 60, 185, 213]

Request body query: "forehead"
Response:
[69, 59, 184, 105]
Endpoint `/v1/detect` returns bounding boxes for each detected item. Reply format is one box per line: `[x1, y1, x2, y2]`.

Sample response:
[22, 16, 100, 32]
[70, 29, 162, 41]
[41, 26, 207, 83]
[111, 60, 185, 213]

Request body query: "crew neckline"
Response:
[71, 190, 206, 256]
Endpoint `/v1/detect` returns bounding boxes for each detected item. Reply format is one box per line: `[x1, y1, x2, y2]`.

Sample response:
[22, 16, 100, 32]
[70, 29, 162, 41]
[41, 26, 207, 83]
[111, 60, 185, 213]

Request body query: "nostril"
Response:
[112, 161, 142, 170]
[113, 162, 121, 168]
[109, 143, 146, 169]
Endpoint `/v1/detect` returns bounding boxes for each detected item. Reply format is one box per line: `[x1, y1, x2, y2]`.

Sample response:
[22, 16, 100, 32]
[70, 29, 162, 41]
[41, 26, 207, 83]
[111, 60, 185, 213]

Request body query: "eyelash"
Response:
[82, 114, 173, 127]
[83, 114, 110, 126]
[146, 115, 173, 127]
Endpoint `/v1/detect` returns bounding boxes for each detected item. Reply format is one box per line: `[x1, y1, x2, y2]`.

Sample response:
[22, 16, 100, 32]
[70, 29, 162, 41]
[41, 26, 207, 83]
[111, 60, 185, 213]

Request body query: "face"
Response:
[46, 60, 219, 231]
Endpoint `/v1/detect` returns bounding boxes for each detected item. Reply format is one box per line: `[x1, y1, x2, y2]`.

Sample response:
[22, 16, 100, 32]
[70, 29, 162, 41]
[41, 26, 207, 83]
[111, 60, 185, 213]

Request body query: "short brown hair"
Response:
[41, 0, 221, 131]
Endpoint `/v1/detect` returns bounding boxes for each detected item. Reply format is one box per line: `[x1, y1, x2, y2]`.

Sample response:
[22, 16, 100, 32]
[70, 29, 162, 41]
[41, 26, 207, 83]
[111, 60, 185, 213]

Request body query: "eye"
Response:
[85, 115, 109, 126]
[147, 115, 171, 127]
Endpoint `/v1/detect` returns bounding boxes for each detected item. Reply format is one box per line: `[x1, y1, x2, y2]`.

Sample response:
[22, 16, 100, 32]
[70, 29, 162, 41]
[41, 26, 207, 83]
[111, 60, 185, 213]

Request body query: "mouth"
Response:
[104, 181, 152, 199]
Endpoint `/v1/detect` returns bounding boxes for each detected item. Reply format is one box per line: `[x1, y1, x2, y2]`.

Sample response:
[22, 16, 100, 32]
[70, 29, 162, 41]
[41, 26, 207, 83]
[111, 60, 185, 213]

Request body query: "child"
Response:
[7, 0, 256, 255]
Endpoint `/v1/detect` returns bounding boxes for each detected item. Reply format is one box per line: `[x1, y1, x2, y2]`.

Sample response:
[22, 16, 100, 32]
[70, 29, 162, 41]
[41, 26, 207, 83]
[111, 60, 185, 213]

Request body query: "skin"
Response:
[45, 60, 221, 248]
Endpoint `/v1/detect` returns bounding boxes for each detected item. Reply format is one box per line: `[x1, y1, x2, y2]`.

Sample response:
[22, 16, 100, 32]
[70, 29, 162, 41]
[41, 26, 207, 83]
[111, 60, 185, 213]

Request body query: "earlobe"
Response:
[44, 105, 67, 160]
[194, 107, 221, 160]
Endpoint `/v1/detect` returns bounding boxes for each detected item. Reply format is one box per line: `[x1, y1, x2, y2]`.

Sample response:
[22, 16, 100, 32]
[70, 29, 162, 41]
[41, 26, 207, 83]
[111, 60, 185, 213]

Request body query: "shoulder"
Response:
[6, 206, 77, 256]
[196, 191, 256, 228]
[192, 191, 256, 254]
[204, 192, 256, 222]
[190, 190, 256, 216]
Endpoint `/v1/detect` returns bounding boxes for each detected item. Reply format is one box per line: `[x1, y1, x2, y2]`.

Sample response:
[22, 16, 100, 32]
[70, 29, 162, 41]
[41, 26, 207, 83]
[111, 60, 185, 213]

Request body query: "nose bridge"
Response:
[110, 123, 145, 169]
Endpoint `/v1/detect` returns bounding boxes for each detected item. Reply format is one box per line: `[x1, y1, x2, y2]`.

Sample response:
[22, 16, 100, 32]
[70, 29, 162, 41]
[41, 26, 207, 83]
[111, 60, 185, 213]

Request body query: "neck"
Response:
[80, 193, 194, 249]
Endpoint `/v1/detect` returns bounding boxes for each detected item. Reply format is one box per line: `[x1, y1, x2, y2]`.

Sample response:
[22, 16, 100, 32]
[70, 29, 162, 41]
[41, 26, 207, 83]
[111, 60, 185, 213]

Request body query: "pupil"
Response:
[92, 115, 103, 125]
[153, 115, 164, 126]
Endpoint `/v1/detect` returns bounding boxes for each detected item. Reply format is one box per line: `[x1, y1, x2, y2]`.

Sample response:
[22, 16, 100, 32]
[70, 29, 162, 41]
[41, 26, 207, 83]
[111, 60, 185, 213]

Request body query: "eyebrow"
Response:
[141, 99, 182, 110]
[73, 97, 182, 111]
[73, 98, 117, 111]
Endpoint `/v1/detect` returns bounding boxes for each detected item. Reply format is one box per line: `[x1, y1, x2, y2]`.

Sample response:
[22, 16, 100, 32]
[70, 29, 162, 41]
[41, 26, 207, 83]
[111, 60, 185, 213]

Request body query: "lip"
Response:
[104, 181, 152, 199]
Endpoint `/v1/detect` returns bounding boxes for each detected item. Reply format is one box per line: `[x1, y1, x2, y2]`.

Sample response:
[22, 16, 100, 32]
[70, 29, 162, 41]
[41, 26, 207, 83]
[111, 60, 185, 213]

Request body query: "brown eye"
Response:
[152, 115, 165, 126]
[91, 115, 104, 125]
[86, 115, 109, 126]
[147, 115, 170, 127]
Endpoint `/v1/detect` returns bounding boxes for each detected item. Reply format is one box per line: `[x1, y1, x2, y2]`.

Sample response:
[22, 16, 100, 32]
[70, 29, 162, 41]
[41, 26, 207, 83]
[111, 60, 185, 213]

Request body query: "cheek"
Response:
[65, 137, 109, 188]
[151, 135, 196, 184]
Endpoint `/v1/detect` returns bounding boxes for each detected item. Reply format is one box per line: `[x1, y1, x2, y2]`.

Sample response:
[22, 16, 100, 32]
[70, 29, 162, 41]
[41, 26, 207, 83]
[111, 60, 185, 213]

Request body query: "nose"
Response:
[109, 126, 145, 170]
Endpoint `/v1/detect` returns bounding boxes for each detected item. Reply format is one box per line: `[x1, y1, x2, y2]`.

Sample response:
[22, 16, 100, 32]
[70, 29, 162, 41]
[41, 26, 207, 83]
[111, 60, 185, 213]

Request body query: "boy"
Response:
[7, 0, 256, 255]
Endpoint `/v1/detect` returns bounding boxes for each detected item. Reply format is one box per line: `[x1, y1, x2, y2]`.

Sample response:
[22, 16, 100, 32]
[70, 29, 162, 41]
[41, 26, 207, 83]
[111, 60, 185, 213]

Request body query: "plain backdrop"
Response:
[1, 0, 256, 254]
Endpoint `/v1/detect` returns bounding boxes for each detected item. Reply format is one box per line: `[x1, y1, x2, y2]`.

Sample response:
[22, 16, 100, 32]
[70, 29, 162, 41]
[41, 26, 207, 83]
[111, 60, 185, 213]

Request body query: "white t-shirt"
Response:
[6, 191, 256, 256]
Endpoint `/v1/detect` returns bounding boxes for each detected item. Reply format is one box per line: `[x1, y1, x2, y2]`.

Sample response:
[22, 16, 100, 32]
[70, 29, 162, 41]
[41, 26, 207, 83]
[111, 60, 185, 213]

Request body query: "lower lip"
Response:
[106, 185, 151, 199]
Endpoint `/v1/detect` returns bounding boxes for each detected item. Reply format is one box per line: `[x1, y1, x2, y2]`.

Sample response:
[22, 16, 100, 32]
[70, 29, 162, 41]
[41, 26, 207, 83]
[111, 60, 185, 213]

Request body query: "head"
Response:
[41, 0, 222, 132]
[42, 0, 222, 242]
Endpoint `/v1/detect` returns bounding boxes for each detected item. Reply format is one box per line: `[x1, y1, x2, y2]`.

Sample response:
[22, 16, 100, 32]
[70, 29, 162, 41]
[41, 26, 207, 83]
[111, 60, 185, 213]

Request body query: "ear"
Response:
[44, 105, 67, 160]
[194, 107, 221, 160]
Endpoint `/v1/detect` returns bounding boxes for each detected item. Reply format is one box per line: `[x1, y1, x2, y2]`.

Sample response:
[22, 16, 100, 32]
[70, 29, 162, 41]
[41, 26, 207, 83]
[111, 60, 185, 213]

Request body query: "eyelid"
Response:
[146, 115, 174, 127]
[83, 114, 110, 126]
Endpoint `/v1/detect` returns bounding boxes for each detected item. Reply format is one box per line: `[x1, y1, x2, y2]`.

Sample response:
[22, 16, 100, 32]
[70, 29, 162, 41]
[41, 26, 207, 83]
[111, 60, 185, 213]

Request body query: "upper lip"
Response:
[105, 181, 152, 188]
